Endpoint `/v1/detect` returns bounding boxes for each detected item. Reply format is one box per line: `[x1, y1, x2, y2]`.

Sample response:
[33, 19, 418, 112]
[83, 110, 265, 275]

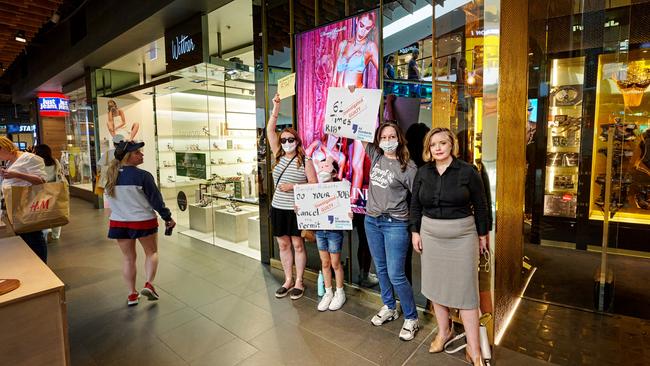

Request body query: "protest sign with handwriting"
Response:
[294, 181, 352, 230]
[324, 87, 382, 142]
[278, 73, 296, 99]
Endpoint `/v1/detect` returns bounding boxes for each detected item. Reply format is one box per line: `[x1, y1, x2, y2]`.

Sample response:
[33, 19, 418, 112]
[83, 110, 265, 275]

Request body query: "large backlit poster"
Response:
[296, 9, 380, 213]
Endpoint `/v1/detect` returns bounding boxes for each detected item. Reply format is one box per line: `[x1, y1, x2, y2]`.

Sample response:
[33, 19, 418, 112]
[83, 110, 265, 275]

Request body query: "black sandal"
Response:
[289, 287, 304, 300]
[275, 286, 293, 298]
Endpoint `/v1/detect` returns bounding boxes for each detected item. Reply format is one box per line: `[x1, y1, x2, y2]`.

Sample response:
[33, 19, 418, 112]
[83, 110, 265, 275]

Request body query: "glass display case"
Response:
[589, 52, 650, 225]
[543, 57, 585, 218]
[62, 88, 94, 191]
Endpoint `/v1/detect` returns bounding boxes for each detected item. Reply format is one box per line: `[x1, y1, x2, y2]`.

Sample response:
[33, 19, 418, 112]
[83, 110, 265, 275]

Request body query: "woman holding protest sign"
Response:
[409, 127, 489, 365]
[360, 121, 419, 341]
[267, 93, 317, 300]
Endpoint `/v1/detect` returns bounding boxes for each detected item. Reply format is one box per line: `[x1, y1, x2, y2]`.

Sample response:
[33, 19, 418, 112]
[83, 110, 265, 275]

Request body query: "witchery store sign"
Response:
[165, 14, 204, 73]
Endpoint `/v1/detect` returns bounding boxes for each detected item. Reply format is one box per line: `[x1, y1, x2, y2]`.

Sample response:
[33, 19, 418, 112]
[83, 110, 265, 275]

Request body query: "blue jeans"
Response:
[315, 230, 344, 253]
[364, 215, 417, 320]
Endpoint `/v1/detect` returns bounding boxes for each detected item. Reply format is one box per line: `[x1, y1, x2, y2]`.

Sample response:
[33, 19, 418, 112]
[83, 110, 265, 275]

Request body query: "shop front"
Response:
[91, 2, 262, 259]
[524, 0, 650, 319]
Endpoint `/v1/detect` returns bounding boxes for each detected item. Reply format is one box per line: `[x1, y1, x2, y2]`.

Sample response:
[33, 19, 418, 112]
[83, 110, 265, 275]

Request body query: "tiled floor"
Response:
[500, 297, 650, 365]
[50, 199, 548, 365]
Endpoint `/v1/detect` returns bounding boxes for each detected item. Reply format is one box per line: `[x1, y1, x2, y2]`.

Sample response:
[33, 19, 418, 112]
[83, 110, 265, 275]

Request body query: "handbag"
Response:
[301, 229, 315, 242]
[444, 312, 493, 363]
[2, 182, 70, 234]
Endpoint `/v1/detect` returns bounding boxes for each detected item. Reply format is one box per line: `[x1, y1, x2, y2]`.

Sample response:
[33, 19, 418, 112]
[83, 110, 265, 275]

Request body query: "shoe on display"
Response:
[127, 292, 140, 306]
[328, 288, 346, 311]
[359, 272, 379, 287]
[371, 305, 400, 326]
[317, 289, 334, 311]
[141, 282, 159, 301]
[399, 318, 420, 341]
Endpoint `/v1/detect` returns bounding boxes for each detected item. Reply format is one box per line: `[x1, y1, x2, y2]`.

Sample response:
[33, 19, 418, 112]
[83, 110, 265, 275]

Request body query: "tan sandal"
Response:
[429, 326, 454, 353]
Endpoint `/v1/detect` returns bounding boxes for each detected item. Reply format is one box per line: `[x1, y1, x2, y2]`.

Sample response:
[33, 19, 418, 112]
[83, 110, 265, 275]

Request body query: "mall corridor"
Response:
[47, 198, 538, 366]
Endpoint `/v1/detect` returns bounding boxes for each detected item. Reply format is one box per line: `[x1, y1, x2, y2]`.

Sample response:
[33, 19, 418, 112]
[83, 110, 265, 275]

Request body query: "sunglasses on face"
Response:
[280, 137, 296, 144]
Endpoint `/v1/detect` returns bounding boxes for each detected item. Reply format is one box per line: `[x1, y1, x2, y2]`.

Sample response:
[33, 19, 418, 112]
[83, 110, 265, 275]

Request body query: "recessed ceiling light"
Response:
[144, 91, 155, 95]
[15, 31, 26, 43]
[165, 86, 178, 90]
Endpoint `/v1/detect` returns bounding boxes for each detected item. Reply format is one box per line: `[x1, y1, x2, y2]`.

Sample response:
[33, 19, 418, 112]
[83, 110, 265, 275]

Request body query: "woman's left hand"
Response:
[278, 183, 294, 192]
[479, 235, 489, 254]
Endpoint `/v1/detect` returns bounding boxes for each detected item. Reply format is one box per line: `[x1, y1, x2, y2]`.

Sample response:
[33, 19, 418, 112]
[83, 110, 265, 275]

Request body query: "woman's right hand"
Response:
[412, 232, 422, 254]
[272, 93, 281, 111]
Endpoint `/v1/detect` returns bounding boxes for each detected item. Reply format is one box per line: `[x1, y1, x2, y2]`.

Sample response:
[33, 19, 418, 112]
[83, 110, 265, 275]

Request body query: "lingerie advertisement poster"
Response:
[296, 8, 380, 213]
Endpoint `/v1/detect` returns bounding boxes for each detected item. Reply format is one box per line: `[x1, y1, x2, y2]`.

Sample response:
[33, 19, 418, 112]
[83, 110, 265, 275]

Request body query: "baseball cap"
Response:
[114, 140, 145, 160]
[112, 134, 126, 145]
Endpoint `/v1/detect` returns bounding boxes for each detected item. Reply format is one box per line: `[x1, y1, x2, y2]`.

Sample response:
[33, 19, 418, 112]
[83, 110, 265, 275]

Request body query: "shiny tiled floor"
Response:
[51, 199, 545, 365]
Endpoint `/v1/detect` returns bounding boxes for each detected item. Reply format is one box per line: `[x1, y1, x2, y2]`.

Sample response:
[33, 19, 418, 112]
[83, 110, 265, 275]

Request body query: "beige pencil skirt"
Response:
[420, 215, 479, 309]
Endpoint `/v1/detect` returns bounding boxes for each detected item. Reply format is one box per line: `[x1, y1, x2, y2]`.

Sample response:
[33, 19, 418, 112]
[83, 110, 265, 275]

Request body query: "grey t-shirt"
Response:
[365, 143, 417, 219]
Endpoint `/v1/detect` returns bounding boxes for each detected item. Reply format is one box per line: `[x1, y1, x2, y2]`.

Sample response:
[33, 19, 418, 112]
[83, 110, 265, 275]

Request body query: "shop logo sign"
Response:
[38, 92, 70, 117]
[30, 198, 50, 212]
[171, 35, 196, 61]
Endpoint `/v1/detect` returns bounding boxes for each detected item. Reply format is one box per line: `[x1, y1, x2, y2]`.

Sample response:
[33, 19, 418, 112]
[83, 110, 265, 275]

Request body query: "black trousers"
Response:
[353, 213, 372, 275]
[20, 230, 47, 263]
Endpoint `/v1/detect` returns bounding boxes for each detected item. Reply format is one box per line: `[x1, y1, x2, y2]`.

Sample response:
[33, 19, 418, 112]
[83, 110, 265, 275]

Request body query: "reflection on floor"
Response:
[500, 297, 650, 365]
[51, 198, 542, 365]
[180, 229, 261, 260]
[524, 243, 650, 319]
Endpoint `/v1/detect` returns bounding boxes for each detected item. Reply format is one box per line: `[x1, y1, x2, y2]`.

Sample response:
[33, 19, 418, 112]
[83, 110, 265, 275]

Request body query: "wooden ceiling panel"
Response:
[0, 0, 64, 77]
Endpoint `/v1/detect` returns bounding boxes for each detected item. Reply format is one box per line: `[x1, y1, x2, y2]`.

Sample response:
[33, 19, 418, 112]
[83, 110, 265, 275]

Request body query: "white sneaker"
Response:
[371, 305, 400, 326]
[328, 289, 346, 311]
[317, 290, 333, 312]
[399, 318, 419, 341]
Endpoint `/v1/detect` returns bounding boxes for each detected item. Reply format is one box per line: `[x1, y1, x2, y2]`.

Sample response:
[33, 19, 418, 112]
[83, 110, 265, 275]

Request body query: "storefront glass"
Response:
[62, 87, 94, 191]
[526, 0, 650, 320]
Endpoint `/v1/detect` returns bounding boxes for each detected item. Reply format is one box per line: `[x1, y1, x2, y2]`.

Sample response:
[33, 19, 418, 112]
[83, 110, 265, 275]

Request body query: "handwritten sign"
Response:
[324, 87, 382, 142]
[278, 73, 296, 99]
[294, 181, 352, 230]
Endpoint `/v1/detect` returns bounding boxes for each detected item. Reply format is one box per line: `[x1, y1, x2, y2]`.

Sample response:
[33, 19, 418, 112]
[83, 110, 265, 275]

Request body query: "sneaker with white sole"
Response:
[328, 289, 346, 311]
[317, 290, 334, 311]
[399, 318, 419, 341]
[127, 292, 140, 306]
[371, 305, 400, 326]
[140, 282, 160, 301]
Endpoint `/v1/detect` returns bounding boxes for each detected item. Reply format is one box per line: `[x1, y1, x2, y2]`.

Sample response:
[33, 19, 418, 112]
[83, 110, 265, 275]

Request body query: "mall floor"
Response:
[53, 199, 544, 365]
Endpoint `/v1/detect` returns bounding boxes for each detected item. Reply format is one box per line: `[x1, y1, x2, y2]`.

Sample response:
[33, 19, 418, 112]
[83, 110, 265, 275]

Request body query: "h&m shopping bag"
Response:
[2, 182, 70, 234]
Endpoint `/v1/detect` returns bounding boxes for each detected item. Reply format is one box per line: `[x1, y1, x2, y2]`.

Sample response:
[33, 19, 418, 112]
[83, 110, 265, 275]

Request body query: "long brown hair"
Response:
[373, 121, 411, 172]
[104, 152, 132, 197]
[274, 127, 305, 169]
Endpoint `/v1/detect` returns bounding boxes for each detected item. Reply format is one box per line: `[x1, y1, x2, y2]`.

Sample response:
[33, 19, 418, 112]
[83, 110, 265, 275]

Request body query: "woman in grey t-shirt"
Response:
[361, 121, 419, 341]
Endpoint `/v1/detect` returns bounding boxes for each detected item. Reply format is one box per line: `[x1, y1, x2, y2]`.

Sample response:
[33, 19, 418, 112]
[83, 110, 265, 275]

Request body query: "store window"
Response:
[525, 0, 650, 322]
[62, 88, 94, 191]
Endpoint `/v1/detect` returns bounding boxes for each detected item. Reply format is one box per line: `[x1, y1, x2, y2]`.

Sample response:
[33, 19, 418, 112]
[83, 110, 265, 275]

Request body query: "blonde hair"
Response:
[104, 152, 131, 197]
[0, 136, 18, 155]
[422, 127, 458, 162]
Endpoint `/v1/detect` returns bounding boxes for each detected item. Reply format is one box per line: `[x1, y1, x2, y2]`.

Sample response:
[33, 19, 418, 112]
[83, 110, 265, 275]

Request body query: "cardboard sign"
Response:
[278, 73, 296, 99]
[324, 87, 382, 142]
[295, 181, 352, 230]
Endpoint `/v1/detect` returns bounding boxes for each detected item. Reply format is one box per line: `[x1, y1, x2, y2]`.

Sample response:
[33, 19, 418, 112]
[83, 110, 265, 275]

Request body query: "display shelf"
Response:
[587, 52, 650, 225]
[159, 149, 256, 153]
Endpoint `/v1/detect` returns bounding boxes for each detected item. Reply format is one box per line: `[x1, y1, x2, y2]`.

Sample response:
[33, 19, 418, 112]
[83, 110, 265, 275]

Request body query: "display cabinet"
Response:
[589, 53, 650, 225]
[543, 57, 585, 218]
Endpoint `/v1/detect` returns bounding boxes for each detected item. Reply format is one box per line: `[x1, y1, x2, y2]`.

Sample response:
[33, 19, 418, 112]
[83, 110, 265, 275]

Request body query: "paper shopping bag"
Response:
[3, 182, 70, 234]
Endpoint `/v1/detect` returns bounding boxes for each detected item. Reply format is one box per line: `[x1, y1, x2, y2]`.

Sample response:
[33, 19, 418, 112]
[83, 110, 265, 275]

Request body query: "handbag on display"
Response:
[2, 182, 70, 234]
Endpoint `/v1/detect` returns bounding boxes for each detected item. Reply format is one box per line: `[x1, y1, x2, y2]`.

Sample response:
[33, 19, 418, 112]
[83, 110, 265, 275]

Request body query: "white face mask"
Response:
[379, 140, 398, 153]
[318, 170, 334, 182]
[282, 142, 297, 153]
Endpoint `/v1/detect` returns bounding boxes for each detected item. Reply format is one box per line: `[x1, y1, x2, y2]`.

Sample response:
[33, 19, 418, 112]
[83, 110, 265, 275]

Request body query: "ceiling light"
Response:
[50, 12, 60, 24]
[191, 79, 206, 83]
[15, 31, 26, 43]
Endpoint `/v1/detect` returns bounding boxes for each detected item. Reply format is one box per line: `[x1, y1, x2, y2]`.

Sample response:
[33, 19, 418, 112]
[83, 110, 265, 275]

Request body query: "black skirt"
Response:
[271, 207, 301, 237]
